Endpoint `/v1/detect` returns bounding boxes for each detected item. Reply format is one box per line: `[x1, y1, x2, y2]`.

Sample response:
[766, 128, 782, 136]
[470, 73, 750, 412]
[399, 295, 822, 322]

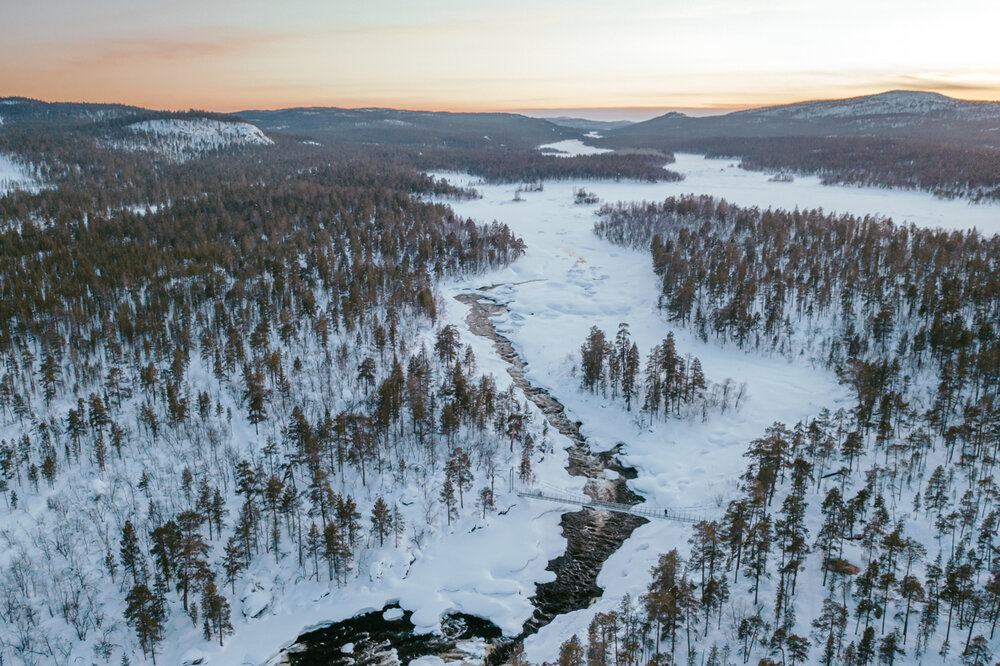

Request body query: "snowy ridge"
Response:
[741, 90, 1000, 121]
[119, 118, 273, 161]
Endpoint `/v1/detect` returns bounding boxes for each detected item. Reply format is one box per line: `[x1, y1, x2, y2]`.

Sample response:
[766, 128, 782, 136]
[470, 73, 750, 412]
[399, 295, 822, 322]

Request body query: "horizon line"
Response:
[3, 88, 998, 120]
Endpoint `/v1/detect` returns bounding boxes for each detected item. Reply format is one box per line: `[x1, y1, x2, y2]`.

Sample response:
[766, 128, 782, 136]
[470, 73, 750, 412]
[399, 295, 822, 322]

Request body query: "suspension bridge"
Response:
[515, 487, 718, 525]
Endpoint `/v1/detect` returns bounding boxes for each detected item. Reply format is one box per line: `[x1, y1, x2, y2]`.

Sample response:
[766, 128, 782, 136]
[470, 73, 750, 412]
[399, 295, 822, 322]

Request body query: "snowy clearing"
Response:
[0, 154, 40, 193]
[537, 139, 613, 157]
[658, 153, 1000, 234]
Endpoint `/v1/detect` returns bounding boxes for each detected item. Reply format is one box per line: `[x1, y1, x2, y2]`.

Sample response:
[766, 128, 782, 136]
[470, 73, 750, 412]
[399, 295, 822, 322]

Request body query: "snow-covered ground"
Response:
[213, 305, 585, 666]
[436, 177, 848, 660]
[648, 153, 1000, 233]
[117, 118, 273, 161]
[5, 153, 995, 665]
[0, 154, 39, 193]
[428, 164, 1000, 661]
[537, 139, 612, 157]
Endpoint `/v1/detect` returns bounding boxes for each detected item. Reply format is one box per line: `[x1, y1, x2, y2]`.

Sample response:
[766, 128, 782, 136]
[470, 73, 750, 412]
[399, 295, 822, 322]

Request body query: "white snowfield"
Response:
[537, 139, 612, 157]
[742, 90, 1000, 121]
[655, 153, 1000, 234]
[121, 118, 273, 160]
[0, 153, 40, 193]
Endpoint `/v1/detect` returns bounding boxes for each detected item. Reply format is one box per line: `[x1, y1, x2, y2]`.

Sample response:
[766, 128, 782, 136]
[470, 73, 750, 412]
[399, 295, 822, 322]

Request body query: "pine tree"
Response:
[370, 496, 392, 547]
[878, 629, 904, 666]
[518, 435, 534, 485]
[622, 342, 641, 411]
[175, 511, 210, 612]
[580, 326, 607, 392]
[200, 577, 233, 646]
[124, 584, 165, 663]
[643, 549, 685, 658]
[120, 520, 145, 586]
[745, 513, 772, 605]
[39, 353, 61, 405]
[557, 634, 585, 666]
[306, 523, 322, 580]
[222, 536, 245, 594]
[392, 505, 406, 548]
[440, 474, 457, 525]
[242, 364, 268, 434]
[323, 521, 350, 584]
[447, 447, 474, 508]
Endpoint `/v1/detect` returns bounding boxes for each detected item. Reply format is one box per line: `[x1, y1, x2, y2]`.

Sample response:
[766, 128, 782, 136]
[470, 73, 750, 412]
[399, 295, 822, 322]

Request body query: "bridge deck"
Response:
[516, 489, 711, 524]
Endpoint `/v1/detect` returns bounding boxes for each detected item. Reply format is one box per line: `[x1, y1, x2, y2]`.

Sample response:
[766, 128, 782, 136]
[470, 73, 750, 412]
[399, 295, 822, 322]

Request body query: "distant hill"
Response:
[0, 97, 275, 165]
[236, 107, 576, 149]
[605, 91, 1000, 148]
[541, 117, 634, 133]
[0, 97, 143, 126]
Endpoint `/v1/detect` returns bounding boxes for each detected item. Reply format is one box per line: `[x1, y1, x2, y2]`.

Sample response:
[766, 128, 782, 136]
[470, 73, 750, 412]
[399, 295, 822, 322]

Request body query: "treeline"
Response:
[578, 323, 745, 421]
[596, 194, 1000, 389]
[412, 148, 683, 184]
[678, 137, 1000, 201]
[0, 130, 482, 215]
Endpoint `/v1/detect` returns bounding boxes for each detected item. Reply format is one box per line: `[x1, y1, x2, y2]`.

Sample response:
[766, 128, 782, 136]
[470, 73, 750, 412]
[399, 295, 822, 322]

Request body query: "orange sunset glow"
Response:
[3, 0, 1000, 114]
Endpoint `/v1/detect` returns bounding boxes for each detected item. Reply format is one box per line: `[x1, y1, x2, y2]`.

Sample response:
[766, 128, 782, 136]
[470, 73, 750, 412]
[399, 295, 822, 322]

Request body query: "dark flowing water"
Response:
[282, 605, 502, 665]
[280, 289, 646, 664]
[456, 292, 647, 665]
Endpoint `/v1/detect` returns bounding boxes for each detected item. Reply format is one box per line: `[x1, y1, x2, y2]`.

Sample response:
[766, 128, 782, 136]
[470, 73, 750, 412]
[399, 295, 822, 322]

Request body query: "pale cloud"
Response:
[1, 1, 999, 110]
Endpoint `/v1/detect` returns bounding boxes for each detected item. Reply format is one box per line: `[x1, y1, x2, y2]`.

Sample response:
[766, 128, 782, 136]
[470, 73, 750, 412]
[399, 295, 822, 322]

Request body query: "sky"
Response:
[2, 0, 1000, 117]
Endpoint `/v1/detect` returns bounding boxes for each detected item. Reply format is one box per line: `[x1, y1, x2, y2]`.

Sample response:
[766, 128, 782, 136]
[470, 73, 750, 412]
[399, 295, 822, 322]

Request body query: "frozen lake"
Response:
[662, 153, 1000, 233]
[487, 151, 1000, 234]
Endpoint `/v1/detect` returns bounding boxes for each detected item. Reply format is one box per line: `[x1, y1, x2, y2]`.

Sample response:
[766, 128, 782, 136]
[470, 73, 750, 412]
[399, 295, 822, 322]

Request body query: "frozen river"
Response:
[434, 156, 997, 660]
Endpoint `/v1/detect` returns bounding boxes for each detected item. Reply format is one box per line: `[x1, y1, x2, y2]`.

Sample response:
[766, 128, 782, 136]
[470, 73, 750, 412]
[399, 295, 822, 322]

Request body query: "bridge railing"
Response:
[516, 489, 713, 525]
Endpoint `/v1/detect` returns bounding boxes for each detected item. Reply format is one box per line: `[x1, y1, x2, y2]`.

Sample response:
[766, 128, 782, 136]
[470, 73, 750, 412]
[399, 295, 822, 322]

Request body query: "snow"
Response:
[425, 163, 1000, 662]
[181, 648, 206, 665]
[537, 139, 613, 157]
[240, 579, 272, 619]
[117, 118, 273, 161]
[744, 90, 1000, 121]
[174, 295, 580, 666]
[382, 607, 405, 621]
[640, 153, 1000, 233]
[152, 158, 985, 665]
[0, 154, 39, 193]
[432, 177, 852, 659]
[129, 118, 272, 146]
[125, 202, 165, 216]
[3, 150, 996, 665]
